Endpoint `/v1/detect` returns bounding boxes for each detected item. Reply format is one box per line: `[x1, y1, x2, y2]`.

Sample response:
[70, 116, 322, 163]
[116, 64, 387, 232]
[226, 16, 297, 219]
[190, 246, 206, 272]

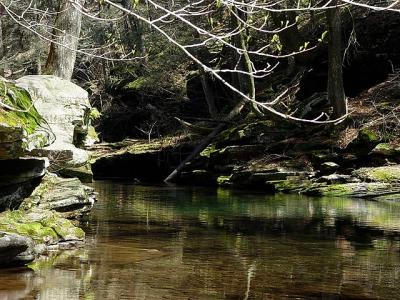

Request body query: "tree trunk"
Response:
[0, 15, 3, 60]
[326, 0, 347, 118]
[45, 0, 84, 80]
[232, 8, 263, 116]
[0, 6, 6, 77]
[192, 30, 218, 118]
[199, 68, 218, 118]
[122, 0, 147, 63]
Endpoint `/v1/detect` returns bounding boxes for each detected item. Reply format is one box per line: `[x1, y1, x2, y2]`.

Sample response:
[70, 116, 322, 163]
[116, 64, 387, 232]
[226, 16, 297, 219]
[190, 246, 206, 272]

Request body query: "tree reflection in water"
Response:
[0, 182, 399, 299]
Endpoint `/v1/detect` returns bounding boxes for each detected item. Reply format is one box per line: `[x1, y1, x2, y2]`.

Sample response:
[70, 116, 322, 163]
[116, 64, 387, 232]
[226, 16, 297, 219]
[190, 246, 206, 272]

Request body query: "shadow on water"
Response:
[1, 182, 400, 299]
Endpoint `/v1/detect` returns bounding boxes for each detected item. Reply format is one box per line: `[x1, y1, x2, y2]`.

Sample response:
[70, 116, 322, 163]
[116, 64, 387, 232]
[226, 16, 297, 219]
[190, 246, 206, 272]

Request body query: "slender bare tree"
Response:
[326, 0, 347, 118]
[45, 0, 85, 80]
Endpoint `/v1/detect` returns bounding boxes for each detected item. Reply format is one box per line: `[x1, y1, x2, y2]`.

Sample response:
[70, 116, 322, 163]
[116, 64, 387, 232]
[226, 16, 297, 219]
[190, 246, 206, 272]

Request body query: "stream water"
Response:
[0, 181, 400, 299]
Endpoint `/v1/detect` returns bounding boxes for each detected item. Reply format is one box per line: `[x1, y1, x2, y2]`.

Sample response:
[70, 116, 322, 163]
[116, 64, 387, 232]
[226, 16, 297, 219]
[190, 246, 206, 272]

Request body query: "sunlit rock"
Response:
[0, 208, 85, 266]
[16, 75, 96, 181]
[20, 173, 96, 219]
[352, 165, 400, 183]
[0, 80, 51, 159]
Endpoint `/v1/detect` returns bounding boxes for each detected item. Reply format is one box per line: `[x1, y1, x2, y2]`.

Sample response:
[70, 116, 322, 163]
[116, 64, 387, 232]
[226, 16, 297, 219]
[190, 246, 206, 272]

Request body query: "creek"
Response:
[0, 181, 399, 299]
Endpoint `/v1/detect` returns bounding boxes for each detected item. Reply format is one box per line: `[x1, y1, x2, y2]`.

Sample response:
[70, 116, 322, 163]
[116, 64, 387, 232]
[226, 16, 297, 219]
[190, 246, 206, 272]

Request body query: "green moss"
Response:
[317, 184, 354, 197]
[200, 144, 217, 158]
[353, 166, 400, 183]
[41, 214, 85, 239]
[217, 175, 231, 186]
[87, 126, 99, 141]
[216, 124, 247, 143]
[89, 108, 102, 120]
[0, 81, 44, 135]
[0, 209, 85, 243]
[0, 80, 49, 150]
[359, 128, 380, 143]
[370, 169, 400, 182]
[124, 77, 146, 90]
[273, 178, 316, 193]
[17, 222, 58, 240]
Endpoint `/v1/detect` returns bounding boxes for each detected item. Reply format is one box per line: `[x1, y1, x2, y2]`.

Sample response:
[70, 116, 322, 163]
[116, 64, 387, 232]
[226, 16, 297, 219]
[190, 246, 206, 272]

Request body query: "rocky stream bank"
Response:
[0, 75, 96, 267]
[91, 76, 400, 204]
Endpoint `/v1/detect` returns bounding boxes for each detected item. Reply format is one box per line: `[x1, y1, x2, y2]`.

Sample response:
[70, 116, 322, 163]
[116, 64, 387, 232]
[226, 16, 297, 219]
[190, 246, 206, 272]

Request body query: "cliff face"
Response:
[0, 75, 96, 267]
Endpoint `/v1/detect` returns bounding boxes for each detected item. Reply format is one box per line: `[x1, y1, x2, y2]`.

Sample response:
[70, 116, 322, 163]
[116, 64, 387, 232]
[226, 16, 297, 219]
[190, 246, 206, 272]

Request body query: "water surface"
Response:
[0, 182, 400, 299]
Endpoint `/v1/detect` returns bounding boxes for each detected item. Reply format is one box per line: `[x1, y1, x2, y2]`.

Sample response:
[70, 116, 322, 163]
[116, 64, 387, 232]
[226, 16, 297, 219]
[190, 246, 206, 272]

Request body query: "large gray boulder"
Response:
[16, 75, 93, 168]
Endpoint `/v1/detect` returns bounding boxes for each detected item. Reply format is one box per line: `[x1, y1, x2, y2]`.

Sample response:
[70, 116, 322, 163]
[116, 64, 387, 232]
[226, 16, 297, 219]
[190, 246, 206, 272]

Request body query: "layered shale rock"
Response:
[0, 76, 96, 267]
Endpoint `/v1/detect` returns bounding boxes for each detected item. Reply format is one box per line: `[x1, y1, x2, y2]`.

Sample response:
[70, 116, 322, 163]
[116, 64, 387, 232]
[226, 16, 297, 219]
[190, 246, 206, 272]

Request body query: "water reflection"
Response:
[0, 182, 399, 299]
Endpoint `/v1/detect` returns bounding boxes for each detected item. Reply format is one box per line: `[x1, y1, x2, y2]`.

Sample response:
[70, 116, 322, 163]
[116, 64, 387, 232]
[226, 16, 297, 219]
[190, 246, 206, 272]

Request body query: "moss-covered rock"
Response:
[272, 177, 317, 193]
[0, 79, 50, 159]
[358, 128, 381, 144]
[352, 165, 400, 183]
[0, 209, 84, 245]
[306, 182, 400, 197]
[0, 207, 85, 266]
[20, 173, 95, 219]
[209, 145, 265, 165]
[213, 121, 287, 147]
[373, 193, 400, 203]
[370, 143, 400, 156]
[216, 175, 232, 187]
